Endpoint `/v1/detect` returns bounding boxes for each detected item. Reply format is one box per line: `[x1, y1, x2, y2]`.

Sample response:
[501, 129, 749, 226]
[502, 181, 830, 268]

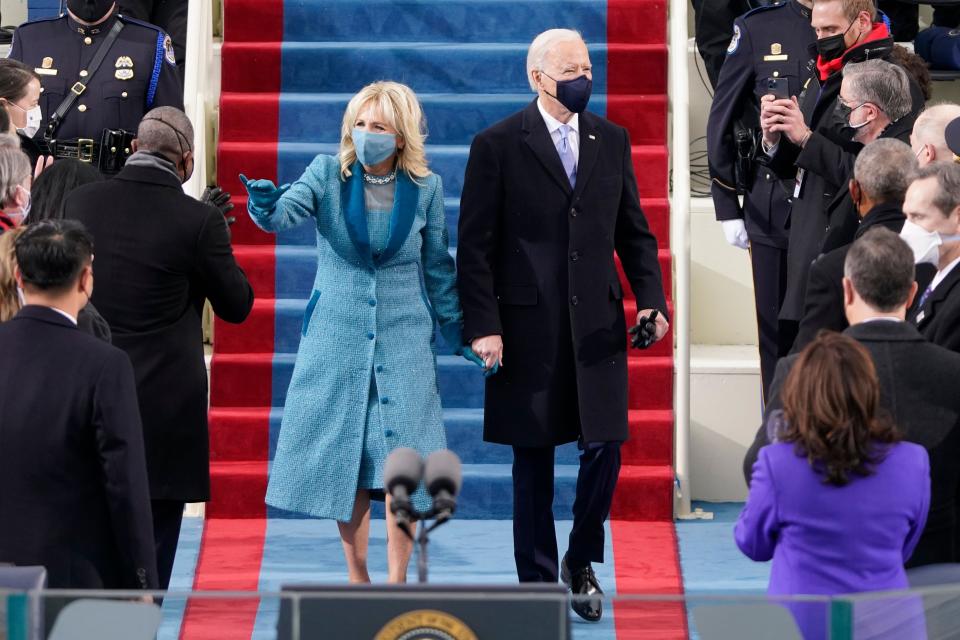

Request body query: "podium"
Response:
[277, 584, 570, 639]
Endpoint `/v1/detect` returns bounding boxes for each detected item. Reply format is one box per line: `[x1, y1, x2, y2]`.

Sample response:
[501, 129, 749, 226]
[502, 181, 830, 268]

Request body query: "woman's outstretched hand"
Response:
[239, 173, 291, 210]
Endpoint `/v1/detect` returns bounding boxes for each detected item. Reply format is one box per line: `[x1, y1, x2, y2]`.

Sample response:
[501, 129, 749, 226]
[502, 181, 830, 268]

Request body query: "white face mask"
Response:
[900, 219, 960, 265]
[9, 101, 41, 138]
[21, 105, 42, 138]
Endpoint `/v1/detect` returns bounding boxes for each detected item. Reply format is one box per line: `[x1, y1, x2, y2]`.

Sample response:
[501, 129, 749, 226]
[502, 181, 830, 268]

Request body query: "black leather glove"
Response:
[628, 309, 659, 350]
[201, 186, 236, 227]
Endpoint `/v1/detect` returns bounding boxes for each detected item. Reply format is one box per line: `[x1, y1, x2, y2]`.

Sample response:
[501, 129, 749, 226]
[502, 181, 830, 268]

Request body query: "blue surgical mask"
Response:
[352, 128, 397, 166]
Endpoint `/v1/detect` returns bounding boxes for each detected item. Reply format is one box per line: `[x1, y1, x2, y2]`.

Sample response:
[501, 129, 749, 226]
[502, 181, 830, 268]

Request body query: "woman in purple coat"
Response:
[736, 332, 930, 639]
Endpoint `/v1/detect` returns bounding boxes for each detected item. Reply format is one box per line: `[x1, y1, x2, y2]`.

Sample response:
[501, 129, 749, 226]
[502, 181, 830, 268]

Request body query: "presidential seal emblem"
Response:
[374, 610, 478, 640]
[727, 24, 742, 55]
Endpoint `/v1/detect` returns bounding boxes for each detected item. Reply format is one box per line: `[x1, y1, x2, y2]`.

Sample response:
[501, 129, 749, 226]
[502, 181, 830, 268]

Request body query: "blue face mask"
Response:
[352, 128, 397, 166]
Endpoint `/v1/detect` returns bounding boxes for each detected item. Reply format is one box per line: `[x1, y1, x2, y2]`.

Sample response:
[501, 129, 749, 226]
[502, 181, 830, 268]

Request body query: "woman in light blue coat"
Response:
[241, 82, 480, 583]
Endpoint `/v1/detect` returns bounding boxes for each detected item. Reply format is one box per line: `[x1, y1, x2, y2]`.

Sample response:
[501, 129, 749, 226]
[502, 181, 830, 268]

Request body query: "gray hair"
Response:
[136, 106, 194, 161]
[912, 102, 960, 160]
[914, 161, 960, 218]
[0, 146, 30, 206]
[842, 59, 912, 122]
[844, 227, 916, 311]
[526, 28, 584, 92]
[853, 138, 916, 203]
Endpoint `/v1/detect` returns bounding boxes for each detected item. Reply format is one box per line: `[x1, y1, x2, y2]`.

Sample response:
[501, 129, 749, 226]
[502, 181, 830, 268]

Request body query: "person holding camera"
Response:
[705, 0, 815, 401]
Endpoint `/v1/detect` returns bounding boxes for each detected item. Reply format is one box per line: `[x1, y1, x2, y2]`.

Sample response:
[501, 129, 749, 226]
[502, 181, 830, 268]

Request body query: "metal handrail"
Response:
[668, 0, 693, 518]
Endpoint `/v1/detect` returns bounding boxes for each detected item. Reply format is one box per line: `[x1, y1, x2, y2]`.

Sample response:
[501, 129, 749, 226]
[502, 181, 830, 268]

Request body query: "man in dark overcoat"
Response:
[64, 107, 254, 590]
[0, 220, 157, 590]
[457, 28, 669, 622]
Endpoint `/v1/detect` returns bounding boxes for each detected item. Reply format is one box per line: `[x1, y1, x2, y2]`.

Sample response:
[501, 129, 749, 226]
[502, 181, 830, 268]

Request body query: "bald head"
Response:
[136, 107, 194, 161]
[911, 103, 960, 166]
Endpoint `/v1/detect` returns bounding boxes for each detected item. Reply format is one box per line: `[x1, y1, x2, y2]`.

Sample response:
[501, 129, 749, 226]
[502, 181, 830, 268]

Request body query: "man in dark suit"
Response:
[64, 107, 254, 590]
[902, 162, 960, 354]
[744, 227, 960, 566]
[791, 138, 915, 352]
[0, 220, 157, 589]
[457, 29, 668, 622]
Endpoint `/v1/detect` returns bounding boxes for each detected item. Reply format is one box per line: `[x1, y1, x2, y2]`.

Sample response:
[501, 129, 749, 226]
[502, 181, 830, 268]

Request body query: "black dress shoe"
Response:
[560, 554, 603, 622]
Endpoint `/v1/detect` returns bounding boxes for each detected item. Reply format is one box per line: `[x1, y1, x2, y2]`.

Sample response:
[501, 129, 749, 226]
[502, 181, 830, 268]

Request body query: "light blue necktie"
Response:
[557, 124, 577, 187]
[918, 284, 933, 310]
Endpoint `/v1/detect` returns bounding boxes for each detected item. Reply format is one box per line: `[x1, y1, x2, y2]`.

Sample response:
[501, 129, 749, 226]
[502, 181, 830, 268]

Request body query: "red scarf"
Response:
[0, 213, 14, 233]
[816, 21, 891, 81]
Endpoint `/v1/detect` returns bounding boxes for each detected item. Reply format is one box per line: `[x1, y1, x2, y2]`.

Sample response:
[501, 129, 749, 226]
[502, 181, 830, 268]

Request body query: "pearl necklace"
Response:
[363, 169, 397, 185]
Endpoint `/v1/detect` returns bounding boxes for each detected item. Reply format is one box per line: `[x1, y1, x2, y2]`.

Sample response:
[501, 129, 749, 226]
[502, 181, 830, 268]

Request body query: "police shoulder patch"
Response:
[727, 24, 742, 55]
[163, 34, 176, 65]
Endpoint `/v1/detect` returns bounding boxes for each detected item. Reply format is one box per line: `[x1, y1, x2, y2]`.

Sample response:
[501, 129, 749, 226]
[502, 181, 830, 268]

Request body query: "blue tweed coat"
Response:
[249, 155, 461, 521]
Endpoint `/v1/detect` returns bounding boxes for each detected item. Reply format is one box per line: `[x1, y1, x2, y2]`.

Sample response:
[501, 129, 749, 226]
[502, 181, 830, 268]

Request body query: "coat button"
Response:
[569, 207, 578, 217]
[381, 397, 389, 405]
[385, 429, 394, 438]
[376, 365, 383, 373]
[367, 332, 375, 340]
[122, 91, 128, 98]
[84, 37, 92, 45]
[570, 250, 580, 262]
[571, 296, 579, 306]
[79, 70, 88, 77]
[368, 299, 376, 306]
[78, 104, 87, 112]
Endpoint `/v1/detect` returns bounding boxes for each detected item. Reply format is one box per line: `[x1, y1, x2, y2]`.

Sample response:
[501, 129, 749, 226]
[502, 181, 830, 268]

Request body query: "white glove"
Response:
[721, 219, 750, 250]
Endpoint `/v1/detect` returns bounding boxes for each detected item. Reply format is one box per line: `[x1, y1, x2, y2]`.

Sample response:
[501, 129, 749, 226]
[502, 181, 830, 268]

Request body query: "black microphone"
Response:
[383, 448, 423, 533]
[423, 450, 462, 523]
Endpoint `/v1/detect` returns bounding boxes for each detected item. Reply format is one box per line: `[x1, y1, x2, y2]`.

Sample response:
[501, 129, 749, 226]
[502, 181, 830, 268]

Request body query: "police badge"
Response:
[115, 56, 134, 81]
[164, 35, 176, 65]
[727, 24, 742, 55]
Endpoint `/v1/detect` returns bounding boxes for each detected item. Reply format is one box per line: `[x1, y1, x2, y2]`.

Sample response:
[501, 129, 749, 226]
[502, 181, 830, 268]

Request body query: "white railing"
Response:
[182, 0, 214, 200]
[668, 0, 692, 517]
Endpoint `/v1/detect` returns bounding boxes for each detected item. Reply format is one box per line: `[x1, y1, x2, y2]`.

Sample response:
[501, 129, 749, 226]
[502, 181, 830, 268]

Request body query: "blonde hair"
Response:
[338, 81, 430, 181]
[0, 226, 23, 322]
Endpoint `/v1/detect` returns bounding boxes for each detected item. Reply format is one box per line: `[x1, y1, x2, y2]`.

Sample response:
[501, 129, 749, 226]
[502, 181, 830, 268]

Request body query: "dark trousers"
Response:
[151, 499, 185, 591]
[512, 442, 621, 582]
[750, 242, 789, 403]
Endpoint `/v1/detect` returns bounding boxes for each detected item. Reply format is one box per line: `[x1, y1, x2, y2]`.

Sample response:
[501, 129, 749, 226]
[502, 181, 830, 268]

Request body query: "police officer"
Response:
[8, 0, 183, 174]
[118, 1, 187, 87]
[705, 0, 815, 401]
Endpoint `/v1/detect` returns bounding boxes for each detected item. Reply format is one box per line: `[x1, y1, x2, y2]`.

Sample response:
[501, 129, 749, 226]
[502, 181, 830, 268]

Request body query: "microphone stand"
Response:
[396, 508, 453, 584]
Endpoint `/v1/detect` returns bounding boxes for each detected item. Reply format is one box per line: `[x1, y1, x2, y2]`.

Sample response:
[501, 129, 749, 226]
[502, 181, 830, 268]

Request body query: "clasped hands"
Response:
[239, 173, 292, 210]
[759, 94, 810, 148]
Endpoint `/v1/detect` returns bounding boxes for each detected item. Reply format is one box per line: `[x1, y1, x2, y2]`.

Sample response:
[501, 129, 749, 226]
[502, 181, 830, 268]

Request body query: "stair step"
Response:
[226, 194, 671, 252]
[224, 0, 666, 46]
[209, 407, 673, 465]
[214, 297, 672, 358]
[209, 353, 673, 410]
[208, 460, 673, 520]
[231, 239, 670, 301]
[221, 42, 666, 95]
[218, 142, 668, 202]
[221, 92, 667, 147]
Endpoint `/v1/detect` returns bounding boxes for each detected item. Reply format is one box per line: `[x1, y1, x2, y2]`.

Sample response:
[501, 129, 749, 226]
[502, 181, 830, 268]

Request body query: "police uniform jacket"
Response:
[457, 99, 668, 447]
[0, 306, 157, 589]
[9, 10, 183, 142]
[707, 0, 814, 249]
[64, 164, 253, 502]
[762, 30, 922, 321]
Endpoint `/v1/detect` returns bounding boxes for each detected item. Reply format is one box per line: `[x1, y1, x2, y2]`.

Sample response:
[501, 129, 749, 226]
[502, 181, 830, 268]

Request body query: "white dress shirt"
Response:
[931, 256, 960, 292]
[50, 306, 77, 325]
[537, 98, 580, 161]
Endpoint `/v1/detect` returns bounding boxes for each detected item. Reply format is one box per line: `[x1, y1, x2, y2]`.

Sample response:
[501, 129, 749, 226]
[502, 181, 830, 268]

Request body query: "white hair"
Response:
[526, 28, 585, 92]
[913, 102, 960, 159]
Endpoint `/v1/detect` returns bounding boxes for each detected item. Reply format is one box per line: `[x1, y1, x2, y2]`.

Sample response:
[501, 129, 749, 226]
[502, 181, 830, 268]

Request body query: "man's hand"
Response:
[721, 219, 749, 250]
[761, 96, 809, 146]
[759, 94, 782, 148]
[471, 335, 503, 372]
[201, 185, 236, 226]
[636, 309, 669, 342]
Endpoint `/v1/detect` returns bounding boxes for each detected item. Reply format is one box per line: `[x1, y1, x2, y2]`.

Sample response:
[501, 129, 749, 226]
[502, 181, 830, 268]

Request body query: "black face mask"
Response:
[66, 0, 115, 22]
[816, 20, 856, 61]
[542, 73, 593, 114]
